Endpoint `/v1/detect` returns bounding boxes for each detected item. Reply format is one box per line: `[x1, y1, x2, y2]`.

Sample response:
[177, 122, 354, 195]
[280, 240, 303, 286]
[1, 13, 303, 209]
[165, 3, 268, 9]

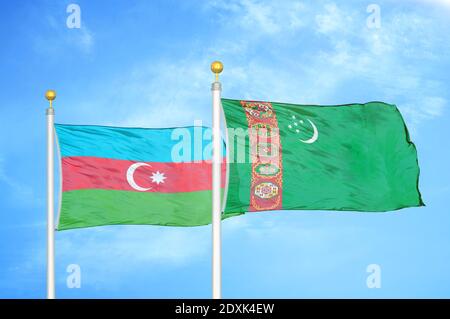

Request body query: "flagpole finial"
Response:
[45, 90, 56, 108]
[211, 61, 223, 82]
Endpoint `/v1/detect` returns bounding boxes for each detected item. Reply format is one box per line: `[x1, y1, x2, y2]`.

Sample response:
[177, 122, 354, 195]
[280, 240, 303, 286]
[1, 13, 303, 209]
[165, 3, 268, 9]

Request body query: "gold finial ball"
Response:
[45, 90, 56, 101]
[211, 61, 223, 74]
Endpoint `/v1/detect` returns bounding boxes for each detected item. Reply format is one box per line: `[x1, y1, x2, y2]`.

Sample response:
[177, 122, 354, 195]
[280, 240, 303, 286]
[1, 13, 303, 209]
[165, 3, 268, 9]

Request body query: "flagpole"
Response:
[211, 61, 223, 299]
[45, 90, 56, 299]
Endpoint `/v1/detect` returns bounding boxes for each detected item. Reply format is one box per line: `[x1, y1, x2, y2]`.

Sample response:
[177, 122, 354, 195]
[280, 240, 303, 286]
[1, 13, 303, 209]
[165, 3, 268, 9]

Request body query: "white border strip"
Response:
[221, 100, 229, 214]
[54, 127, 63, 231]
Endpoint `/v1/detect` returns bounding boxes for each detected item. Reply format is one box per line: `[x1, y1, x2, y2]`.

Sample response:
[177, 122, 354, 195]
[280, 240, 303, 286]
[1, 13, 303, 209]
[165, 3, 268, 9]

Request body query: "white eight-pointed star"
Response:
[151, 171, 167, 185]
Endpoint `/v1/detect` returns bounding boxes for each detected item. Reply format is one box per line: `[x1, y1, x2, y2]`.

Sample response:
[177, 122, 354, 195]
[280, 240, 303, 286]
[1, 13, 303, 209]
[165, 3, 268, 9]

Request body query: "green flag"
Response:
[222, 99, 423, 214]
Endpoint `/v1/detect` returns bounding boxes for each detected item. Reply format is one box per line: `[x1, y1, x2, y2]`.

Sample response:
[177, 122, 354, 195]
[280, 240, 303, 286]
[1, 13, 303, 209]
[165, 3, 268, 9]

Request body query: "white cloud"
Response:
[315, 3, 352, 35]
[89, 1, 446, 135]
[308, 3, 447, 131]
[0, 156, 41, 207]
[75, 27, 94, 53]
[200, 1, 446, 123]
[33, 14, 94, 56]
[57, 56, 214, 128]
[424, 97, 447, 117]
[418, 0, 450, 8]
[119, 59, 213, 127]
[205, 0, 306, 36]
[53, 218, 266, 288]
[57, 226, 210, 267]
[402, 96, 447, 128]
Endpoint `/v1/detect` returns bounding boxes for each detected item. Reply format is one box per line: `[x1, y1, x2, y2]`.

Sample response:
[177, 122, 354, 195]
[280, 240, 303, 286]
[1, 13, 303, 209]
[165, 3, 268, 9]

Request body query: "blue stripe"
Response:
[55, 124, 224, 162]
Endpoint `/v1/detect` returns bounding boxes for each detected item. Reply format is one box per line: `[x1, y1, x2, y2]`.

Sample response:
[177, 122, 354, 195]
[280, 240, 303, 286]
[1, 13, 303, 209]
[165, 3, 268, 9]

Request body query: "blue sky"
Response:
[1, 0, 450, 298]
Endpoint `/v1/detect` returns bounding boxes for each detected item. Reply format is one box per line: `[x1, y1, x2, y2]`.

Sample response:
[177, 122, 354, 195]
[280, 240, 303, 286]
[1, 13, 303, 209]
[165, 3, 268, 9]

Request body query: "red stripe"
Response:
[62, 156, 226, 193]
[241, 101, 283, 211]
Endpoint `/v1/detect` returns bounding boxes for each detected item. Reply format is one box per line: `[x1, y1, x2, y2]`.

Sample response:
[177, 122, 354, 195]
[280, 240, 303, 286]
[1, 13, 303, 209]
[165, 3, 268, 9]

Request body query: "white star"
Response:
[150, 171, 166, 185]
[300, 120, 304, 124]
[288, 124, 292, 129]
[292, 115, 296, 119]
[293, 122, 298, 126]
[295, 129, 300, 133]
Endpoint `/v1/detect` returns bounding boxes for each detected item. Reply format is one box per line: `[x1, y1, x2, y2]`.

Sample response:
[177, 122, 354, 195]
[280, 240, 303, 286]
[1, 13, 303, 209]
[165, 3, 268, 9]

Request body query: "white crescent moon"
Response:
[126, 163, 152, 191]
[300, 119, 319, 144]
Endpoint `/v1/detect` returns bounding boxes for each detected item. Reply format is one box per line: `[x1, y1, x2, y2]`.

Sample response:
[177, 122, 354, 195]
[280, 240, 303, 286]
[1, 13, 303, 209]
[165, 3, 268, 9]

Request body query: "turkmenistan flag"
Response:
[221, 99, 424, 214]
[55, 124, 233, 230]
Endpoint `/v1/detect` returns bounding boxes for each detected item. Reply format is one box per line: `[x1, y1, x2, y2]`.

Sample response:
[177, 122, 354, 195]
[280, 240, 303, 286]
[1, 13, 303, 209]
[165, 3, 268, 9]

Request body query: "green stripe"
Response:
[58, 189, 241, 230]
[222, 99, 252, 214]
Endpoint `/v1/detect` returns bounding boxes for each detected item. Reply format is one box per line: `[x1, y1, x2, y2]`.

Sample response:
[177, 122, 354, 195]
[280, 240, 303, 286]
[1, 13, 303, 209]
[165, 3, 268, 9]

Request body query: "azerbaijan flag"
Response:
[55, 124, 232, 230]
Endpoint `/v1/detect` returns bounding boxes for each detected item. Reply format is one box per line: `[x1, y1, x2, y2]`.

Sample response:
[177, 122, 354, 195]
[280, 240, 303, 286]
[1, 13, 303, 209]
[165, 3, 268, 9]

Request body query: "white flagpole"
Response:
[211, 61, 223, 299]
[45, 90, 56, 299]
